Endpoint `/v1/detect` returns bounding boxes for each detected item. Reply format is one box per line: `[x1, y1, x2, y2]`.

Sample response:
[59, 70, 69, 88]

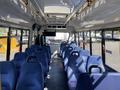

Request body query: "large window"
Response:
[22, 30, 29, 52]
[105, 30, 120, 72]
[10, 29, 20, 60]
[0, 27, 8, 61]
[92, 31, 102, 56]
[0, 27, 29, 61]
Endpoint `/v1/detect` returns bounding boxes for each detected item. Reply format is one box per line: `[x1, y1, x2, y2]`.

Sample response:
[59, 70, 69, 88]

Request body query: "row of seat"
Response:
[60, 41, 105, 90]
[60, 41, 120, 90]
[0, 44, 51, 90]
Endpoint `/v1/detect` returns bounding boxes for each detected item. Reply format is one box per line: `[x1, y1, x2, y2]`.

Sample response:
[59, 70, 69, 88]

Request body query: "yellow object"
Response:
[0, 37, 19, 53]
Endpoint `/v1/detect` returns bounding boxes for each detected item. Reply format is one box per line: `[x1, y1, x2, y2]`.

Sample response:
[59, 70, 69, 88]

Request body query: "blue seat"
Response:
[86, 55, 105, 73]
[60, 41, 68, 55]
[27, 52, 49, 78]
[62, 44, 69, 58]
[74, 47, 82, 51]
[67, 50, 90, 90]
[25, 45, 41, 56]
[79, 50, 90, 61]
[0, 62, 16, 90]
[34, 51, 49, 77]
[77, 50, 90, 72]
[16, 62, 44, 90]
[30, 45, 41, 50]
[42, 46, 51, 62]
[67, 51, 83, 90]
[12, 52, 27, 76]
[76, 73, 120, 90]
[64, 47, 73, 59]
[63, 47, 74, 71]
[69, 43, 77, 48]
[62, 42, 77, 58]
[25, 48, 33, 56]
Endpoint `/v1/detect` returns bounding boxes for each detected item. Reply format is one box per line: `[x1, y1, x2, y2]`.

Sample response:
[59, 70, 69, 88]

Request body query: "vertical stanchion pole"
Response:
[78, 32, 80, 46]
[6, 27, 11, 61]
[16, 30, 18, 36]
[74, 33, 77, 43]
[83, 32, 85, 49]
[89, 31, 92, 55]
[28, 30, 30, 47]
[101, 30, 106, 65]
[20, 29, 23, 52]
[112, 30, 114, 39]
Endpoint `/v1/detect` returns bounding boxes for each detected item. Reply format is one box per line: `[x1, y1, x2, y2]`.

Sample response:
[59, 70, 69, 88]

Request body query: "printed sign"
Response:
[106, 49, 112, 54]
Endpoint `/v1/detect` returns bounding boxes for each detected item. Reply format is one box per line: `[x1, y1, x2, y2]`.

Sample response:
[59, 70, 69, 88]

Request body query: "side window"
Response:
[22, 30, 29, 52]
[10, 29, 20, 60]
[106, 30, 120, 71]
[0, 27, 8, 61]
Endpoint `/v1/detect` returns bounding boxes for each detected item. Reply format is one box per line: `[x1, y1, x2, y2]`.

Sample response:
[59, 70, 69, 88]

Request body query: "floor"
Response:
[45, 54, 68, 90]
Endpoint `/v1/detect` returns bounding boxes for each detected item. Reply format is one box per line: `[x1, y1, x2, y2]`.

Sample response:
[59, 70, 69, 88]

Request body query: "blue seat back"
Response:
[60, 41, 68, 53]
[80, 50, 90, 61]
[64, 46, 73, 60]
[42, 46, 51, 60]
[13, 52, 27, 76]
[16, 62, 44, 90]
[86, 56, 105, 73]
[0, 62, 16, 90]
[34, 51, 49, 77]
[25, 48, 33, 56]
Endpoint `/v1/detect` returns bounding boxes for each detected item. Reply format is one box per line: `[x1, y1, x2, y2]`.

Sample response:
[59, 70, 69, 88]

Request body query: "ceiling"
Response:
[0, 0, 120, 31]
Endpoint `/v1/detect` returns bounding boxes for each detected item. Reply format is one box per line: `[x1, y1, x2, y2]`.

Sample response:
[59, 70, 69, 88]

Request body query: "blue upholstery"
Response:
[86, 55, 105, 73]
[16, 62, 44, 90]
[62, 44, 69, 58]
[77, 50, 90, 72]
[25, 48, 33, 56]
[42, 46, 51, 62]
[0, 62, 16, 90]
[13, 52, 27, 76]
[67, 51, 82, 90]
[69, 43, 77, 48]
[14, 52, 27, 60]
[63, 47, 75, 71]
[74, 47, 82, 51]
[76, 73, 120, 90]
[25, 45, 41, 56]
[60, 41, 68, 55]
[30, 45, 41, 50]
[34, 51, 49, 77]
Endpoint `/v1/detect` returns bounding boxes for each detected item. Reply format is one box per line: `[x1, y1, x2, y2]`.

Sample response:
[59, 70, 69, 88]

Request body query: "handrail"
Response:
[64, 0, 96, 25]
[29, 0, 49, 23]
[0, 19, 30, 30]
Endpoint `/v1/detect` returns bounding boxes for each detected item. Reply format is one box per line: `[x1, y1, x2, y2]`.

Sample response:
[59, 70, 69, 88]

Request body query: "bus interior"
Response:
[0, 0, 120, 90]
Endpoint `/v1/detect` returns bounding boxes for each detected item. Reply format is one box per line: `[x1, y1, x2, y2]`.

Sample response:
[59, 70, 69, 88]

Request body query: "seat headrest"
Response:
[26, 55, 38, 63]
[71, 51, 80, 57]
[14, 52, 26, 60]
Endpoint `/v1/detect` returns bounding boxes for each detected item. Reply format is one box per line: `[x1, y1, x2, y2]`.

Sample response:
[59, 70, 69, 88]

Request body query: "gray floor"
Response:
[45, 55, 68, 90]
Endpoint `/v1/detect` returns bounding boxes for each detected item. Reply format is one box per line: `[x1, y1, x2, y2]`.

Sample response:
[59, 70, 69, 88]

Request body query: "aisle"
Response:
[45, 54, 68, 90]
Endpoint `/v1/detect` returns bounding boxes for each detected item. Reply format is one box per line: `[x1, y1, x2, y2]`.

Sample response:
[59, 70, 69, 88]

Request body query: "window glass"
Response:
[10, 29, 20, 60]
[92, 31, 101, 56]
[22, 30, 29, 52]
[106, 30, 120, 72]
[0, 27, 8, 61]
